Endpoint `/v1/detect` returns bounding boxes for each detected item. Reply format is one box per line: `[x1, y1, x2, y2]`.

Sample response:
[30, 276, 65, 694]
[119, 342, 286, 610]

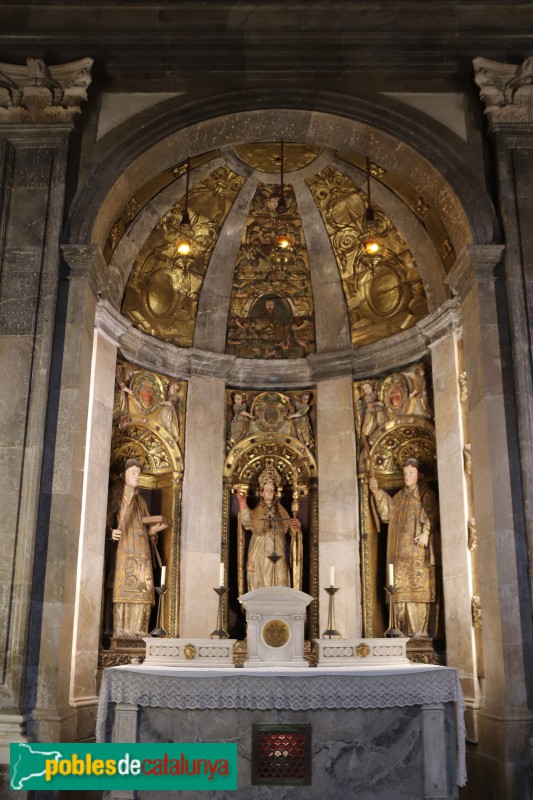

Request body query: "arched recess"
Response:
[223, 433, 318, 640]
[105, 411, 184, 645]
[64, 89, 498, 687]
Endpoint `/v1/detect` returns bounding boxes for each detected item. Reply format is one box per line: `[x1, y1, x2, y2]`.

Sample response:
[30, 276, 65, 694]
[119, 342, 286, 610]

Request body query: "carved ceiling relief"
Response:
[103, 151, 220, 263]
[226, 389, 316, 455]
[112, 358, 186, 478]
[307, 166, 428, 347]
[225, 184, 316, 359]
[122, 166, 245, 347]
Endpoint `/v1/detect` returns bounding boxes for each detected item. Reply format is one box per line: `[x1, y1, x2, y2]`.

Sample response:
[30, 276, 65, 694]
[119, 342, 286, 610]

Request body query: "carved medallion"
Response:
[356, 644, 370, 658]
[184, 643, 197, 660]
[131, 371, 165, 415]
[381, 374, 410, 415]
[251, 392, 291, 432]
[263, 619, 291, 648]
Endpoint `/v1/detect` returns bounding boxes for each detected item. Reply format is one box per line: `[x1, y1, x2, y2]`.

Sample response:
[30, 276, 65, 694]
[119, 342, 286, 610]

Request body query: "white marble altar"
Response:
[240, 587, 313, 668]
[97, 663, 466, 800]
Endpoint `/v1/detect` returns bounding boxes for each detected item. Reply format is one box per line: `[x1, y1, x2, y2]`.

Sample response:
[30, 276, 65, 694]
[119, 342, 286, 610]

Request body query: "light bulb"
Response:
[176, 237, 191, 256]
[363, 238, 380, 256]
[275, 233, 291, 249]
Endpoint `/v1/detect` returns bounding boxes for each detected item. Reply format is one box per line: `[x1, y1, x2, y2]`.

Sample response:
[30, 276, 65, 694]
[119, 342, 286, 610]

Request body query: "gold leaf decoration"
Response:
[225, 184, 316, 359]
[307, 166, 428, 347]
[122, 166, 245, 347]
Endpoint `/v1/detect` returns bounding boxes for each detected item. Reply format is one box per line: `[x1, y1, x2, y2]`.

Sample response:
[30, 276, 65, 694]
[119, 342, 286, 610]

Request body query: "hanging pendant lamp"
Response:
[362, 157, 381, 257]
[176, 156, 192, 256]
[273, 139, 291, 250]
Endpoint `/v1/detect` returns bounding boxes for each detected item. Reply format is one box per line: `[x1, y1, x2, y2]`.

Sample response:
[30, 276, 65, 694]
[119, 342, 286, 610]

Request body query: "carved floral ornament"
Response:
[0, 57, 93, 124]
[473, 56, 533, 125]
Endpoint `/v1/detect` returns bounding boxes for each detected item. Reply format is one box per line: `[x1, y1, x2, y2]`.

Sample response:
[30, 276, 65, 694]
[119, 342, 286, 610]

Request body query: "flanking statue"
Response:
[107, 458, 168, 638]
[237, 464, 302, 595]
[369, 458, 440, 639]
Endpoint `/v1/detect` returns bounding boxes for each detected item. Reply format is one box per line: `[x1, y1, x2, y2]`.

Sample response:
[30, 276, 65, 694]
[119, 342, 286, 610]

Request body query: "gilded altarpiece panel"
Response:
[225, 184, 316, 359]
[100, 359, 186, 662]
[354, 364, 444, 662]
[307, 166, 428, 347]
[122, 166, 245, 346]
[222, 390, 318, 642]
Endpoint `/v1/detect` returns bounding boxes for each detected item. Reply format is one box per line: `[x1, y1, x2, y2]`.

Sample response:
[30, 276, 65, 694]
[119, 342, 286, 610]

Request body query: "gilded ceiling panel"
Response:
[306, 166, 428, 348]
[225, 184, 316, 359]
[122, 165, 245, 347]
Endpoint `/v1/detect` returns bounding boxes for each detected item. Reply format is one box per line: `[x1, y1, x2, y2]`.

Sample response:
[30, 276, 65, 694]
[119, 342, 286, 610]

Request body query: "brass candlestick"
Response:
[150, 585, 169, 637]
[384, 584, 403, 638]
[210, 586, 230, 639]
[322, 586, 341, 638]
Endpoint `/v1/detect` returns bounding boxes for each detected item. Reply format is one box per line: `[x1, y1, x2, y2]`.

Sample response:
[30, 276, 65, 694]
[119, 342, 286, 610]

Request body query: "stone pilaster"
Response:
[0, 59, 92, 760]
[316, 376, 360, 638]
[28, 246, 107, 743]
[474, 56, 533, 617]
[421, 303, 483, 739]
[447, 244, 533, 800]
[179, 376, 226, 636]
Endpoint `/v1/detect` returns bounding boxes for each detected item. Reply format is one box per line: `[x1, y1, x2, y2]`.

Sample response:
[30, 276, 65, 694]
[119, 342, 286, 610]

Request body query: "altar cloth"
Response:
[97, 663, 466, 786]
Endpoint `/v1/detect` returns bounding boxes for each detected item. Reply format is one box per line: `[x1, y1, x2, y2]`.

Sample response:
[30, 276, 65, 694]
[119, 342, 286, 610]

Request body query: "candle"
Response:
[219, 562, 225, 586]
[388, 563, 394, 587]
[161, 566, 166, 586]
[330, 566, 335, 586]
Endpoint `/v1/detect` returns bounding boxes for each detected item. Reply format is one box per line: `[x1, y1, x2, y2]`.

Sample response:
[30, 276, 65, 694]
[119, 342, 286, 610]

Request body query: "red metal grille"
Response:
[252, 725, 311, 785]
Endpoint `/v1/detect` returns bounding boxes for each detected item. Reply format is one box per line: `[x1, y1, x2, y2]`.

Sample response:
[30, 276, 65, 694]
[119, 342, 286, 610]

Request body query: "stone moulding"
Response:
[0, 57, 93, 124]
[143, 637, 237, 668]
[315, 637, 410, 666]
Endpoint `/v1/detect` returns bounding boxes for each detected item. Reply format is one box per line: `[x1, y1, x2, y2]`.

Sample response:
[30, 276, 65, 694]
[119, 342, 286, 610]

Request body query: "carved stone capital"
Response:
[446, 245, 505, 302]
[473, 56, 533, 126]
[61, 244, 107, 299]
[0, 57, 93, 124]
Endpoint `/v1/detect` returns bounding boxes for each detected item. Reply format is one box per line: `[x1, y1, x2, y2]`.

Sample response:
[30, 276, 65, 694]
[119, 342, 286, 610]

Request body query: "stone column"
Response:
[180, 375, 226, 636]
[316, 375, 360, 638]
[0, 58, 92, 758]
[421, 304, 482, 738]
[447, 244, 533, 800]
[474, 54, 533, 633]
[29, 246, 109, 744]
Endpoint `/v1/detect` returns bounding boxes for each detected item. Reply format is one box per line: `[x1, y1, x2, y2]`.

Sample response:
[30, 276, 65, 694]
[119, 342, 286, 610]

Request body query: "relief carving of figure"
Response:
[237, 464, 302, 595]
[107, 459, 168, 638]
[288, 392, 314, 447]
[228, 392, 253, 449]
[369, 458, 440, 638]
[360, 381, 387, 441]
[114, 362, 139, 422]
[160, 381, 181, 444]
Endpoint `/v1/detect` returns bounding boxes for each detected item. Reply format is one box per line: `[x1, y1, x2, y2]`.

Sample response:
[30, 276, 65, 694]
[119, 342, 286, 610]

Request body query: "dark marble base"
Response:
[110, 703, 458, 800]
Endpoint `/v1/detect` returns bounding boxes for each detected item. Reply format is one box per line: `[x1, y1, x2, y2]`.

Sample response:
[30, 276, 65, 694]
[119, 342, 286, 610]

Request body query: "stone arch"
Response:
[222, 432, 319, 638]
[67, 89, 499, 264]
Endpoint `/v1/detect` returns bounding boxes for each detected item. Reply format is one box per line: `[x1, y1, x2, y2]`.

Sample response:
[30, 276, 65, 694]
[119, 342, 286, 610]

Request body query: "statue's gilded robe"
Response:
[108, 482, 155, 637]
[238, 500, 302, 595]
[373, 482, 439, 603]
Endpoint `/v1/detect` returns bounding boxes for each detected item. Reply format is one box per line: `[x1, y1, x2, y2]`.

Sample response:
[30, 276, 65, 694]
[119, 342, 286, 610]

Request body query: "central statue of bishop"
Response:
[237, 464, 302, 596]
